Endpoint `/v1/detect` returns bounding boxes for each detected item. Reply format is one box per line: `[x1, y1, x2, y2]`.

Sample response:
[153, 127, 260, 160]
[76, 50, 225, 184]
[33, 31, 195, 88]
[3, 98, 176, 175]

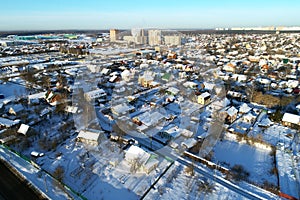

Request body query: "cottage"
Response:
[28, 92, 46, 104]
[138, 72, 155, 88]
[224, 106, 238, 123]
[76, 129, 103, 146]
[282, 113, 300, 128]
[125, 145, 159, 174]
[166, 87, 180, 96]
[0, 117, 19, 128]
[197, 92, 211, 105]
[239, 103, 252, 114]
[84, 89, 106, 101]
[17, 124, 30, 135]
[111, 103, 135, 116]
[181, 138, 197, 149]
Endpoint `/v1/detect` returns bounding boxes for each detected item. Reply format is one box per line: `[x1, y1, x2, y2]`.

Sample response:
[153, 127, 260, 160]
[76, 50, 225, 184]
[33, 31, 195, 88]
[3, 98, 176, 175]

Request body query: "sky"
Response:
[0, 0, 299, 30]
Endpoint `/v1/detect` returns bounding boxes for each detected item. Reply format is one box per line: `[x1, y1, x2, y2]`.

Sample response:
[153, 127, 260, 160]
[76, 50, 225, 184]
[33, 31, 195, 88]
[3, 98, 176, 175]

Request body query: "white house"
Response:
[84, 89, 106, 101]
[76, 129, 103, 146]
[17, 124, 30, 135]
[282, 113, 300, 128]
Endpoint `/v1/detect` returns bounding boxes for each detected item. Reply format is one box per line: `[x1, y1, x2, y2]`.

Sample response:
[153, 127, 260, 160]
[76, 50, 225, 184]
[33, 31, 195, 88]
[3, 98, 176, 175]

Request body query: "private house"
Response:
[197, 92, 211, 105]
[0, 117, 19, 128]
[138, 73, 154, 88]
[84, 89, 106, 102]
[282, 113, 300, 129]
[239, 103, 252, 114]
[166, 87, 180, 96]
[45, 90, 62, 106]
[28, 92, 46, 104]
[17, 124, 30, 135]
[111, 103, 135, 117]
[221, 106, 238, 124]
[125, 145, 159, 174]
[76, 129, 103, 146]
[181, 138, 197, 149]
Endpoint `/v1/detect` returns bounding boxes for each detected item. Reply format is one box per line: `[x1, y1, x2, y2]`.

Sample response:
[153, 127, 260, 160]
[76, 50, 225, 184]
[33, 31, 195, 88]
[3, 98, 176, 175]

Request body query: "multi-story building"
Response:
[110, 29, 119, 42]
[148, 29, 162, 46]
[164, 35, 182, 46]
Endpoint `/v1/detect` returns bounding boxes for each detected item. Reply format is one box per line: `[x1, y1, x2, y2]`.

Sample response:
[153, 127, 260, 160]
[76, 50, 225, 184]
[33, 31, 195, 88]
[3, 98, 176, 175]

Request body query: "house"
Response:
[183, 81, 198, 89]
[181, 138, 197, 149]
[28, 92, 46, 104]
[84, 89, 106, 101]
[44, 90, 62, 106]
[0, 117, 19, 128]
[76, 129, 103, 146]
[222, 106, 238, 124]
[242, 112, 256, 123]
[125, 145, 159, 174]
[111, 103, 135, 116]
[282, 113, 300, 128]
[64, 105, 79, 114]
[239, 103, 252, 114]
[197, 92, 211, 105]
[223, 62, 236, 72]
[166, 87, 180, 96]
[138, 72, 154, 88]
[8, 104, 24, 116]
[17, 124, 30, 135]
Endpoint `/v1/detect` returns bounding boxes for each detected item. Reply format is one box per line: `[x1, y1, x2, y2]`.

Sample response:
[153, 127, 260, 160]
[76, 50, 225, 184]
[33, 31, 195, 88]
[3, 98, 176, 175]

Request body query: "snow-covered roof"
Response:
[84, 89, 106, 100]
[77, 130, 102, 141]
[199, 92, 210, 99]
[28, 92, 46, 100]
[282, 113, 300, 125]
[17, 124, 29, 135]
[226, 106, 238, 117]
[125, 145, 150, 164]
[166, 87, 180, 95]
[0, 117, 19, 127]
[258, 117, 273, 127]
[65, 106, 78, 114]
[111, 103, 134, 116]
[137, 111, 165, 127]
[181, 138, 197, 149]
[239, 103, 251, 113]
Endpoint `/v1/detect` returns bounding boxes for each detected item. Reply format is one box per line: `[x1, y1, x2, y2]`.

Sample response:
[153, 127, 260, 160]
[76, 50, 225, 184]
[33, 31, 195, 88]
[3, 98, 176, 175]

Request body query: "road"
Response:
[0, 161, 42, 200]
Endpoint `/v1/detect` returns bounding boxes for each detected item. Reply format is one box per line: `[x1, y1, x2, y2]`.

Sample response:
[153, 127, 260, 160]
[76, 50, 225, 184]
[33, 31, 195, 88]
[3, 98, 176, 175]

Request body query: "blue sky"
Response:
[0, 0, 299, 30]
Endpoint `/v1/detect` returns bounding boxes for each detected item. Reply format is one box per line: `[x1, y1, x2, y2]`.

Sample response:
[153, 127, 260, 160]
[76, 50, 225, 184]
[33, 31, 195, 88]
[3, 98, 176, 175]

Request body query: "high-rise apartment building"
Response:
[148, 29, 162, 46]
[110, 29, 119, 42]
[164, 35, 182, 46]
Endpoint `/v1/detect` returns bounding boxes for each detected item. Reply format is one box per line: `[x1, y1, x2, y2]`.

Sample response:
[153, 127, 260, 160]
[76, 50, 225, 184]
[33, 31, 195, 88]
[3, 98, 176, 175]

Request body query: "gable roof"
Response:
[282, 113, 300, 125]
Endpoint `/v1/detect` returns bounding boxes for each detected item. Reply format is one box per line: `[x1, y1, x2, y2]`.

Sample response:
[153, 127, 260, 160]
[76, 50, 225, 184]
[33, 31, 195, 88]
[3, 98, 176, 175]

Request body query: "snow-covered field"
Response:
[0, 82, 27, 100]
[212, 139, 278, 186]
[0, 145, 79, 200]
[35, 136, 171, 200]
[249, 123, 296, 147]
[276, 147, 300, 198]
[145, 161, 248, 200]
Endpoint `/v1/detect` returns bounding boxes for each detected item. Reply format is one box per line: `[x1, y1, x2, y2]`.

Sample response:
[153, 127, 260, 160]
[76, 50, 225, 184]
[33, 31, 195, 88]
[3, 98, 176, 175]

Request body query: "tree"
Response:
[53, 165, 64, 182]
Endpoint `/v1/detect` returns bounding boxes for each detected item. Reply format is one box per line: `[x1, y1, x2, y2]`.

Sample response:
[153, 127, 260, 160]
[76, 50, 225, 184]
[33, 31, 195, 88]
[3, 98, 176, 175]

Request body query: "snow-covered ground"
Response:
[145, 161, 248, 200]
[276, 147, 300, 198]
[0, 145, 79, 200]
[35, 136, 171, 200]
[212, 139, 278, 186]
[249, 123, 296, 147]
[0, 81, 27, 101]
